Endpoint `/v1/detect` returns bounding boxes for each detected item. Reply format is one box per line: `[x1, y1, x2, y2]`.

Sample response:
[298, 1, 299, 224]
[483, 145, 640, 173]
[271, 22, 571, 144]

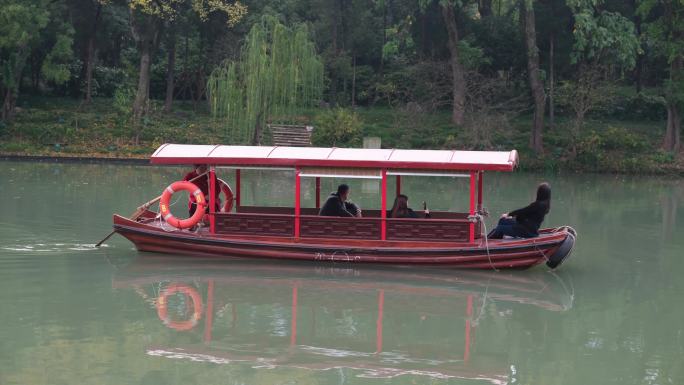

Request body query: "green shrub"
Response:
[651, 150, 675, 164]
[113, 86, 134, 115]
[602, 91, 666, 121]
[601, 126, 649, 151]
[93, 66, 129, 97]
[312, 108, 363, 147]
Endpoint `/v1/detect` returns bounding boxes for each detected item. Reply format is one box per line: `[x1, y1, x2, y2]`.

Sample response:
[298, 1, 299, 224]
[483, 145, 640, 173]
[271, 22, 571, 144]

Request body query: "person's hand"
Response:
[501, 213, 509, 219]
[356, 209, 363, 218]
[425, 209, 430, 215]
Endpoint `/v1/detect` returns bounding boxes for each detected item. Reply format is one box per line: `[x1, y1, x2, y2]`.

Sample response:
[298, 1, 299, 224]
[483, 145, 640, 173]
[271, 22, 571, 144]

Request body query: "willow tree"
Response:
[207, 16, 324, 144]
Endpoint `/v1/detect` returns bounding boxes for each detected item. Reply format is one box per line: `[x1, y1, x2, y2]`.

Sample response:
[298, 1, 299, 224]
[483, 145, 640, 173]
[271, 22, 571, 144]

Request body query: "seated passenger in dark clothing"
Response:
[319, 184, 362, 217]
[487, 183, 551, 239]
[390, 194, 430, 218]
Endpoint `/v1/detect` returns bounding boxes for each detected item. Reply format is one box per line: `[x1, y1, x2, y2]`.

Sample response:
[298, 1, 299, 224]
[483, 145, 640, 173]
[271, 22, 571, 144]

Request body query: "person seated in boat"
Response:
[319, 184, 362, 217]
[183, 164, 221, 216]
[487, 182, 550, 239]
[390, 194, 430, 218]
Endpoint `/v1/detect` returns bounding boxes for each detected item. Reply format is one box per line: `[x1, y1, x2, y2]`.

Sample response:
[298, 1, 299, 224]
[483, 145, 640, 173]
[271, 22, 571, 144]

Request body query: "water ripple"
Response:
[0, 243, 105, 254]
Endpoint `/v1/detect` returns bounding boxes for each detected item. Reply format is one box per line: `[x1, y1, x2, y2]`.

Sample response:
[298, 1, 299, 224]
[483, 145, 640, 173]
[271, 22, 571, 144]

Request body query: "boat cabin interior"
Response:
[151, 145, 519, 244]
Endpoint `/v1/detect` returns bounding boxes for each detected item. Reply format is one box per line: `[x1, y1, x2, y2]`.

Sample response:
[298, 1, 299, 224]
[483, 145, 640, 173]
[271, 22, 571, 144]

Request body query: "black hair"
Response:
[390, 194, 409, 218]
[337, 184, 350, 195]
[536, 182, 551, 213]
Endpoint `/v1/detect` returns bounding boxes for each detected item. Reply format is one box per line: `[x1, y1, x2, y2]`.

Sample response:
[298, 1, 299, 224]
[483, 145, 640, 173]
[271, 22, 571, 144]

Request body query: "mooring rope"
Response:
[469, 212, 498, 272]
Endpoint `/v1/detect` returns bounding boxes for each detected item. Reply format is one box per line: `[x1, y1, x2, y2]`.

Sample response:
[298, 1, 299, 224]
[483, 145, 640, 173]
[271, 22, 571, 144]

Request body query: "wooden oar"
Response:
[95, 172, 208, 247]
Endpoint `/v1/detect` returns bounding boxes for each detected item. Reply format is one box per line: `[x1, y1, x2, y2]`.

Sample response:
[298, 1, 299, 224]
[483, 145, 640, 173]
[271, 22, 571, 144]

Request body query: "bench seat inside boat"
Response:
[213, 206, 481, 242]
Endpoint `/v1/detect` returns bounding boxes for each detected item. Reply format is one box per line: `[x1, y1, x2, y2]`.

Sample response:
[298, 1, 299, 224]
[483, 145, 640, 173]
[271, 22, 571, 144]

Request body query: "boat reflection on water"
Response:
[113, 256, 574, 383]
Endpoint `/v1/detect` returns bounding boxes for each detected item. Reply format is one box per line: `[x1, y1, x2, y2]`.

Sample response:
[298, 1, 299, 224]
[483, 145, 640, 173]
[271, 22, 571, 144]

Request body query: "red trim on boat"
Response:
[209, 167, 216, 234]
[469, 172, 476, 243]
[381, 169, 387, 240]
[295, 168, 301, 239]
[477, 171, 483, 212]
[113, 214, 570, 269]
[235, 169, 241, 208]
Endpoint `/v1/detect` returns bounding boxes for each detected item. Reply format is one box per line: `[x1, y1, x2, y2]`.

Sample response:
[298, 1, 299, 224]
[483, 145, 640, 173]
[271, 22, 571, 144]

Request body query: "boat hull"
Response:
[113, 214, 575, 269]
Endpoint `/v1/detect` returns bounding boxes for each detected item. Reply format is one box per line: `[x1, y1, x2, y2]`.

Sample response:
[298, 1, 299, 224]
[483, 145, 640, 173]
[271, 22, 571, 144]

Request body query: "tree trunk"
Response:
[84, 3, 103, 104]
[164, 31, 176, 113]
[130, 10, 160, 144]
[194, 68, 204, 109]
[441, 3, 466, 126]
[330, 0, 341, 105]
[84, 38, 96, 103]
[132, 42, 152, 124]
[420, 12, 426, 59]
[479, 0, 493, 18]
[380, 0, 387, 75]
[664, 103, 681, 153]
[351, 53, 356, 107]
[522, 0, 545, 153]
[549, 33, 554, 129]
[253, 112, 263, 145]
[633, 0, 643, 93]
[663, 56, 682, 152]
[2, 88, 16, 121]
[1, 49, 27, 121]
[635, 54, 644, 94]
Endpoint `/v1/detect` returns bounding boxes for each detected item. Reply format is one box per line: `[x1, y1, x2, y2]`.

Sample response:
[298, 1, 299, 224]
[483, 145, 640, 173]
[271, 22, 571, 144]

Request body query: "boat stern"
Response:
[545, 227, 577, 269]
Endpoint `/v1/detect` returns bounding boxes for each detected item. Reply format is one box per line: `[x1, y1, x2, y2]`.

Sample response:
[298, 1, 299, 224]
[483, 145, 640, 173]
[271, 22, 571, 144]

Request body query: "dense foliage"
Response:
[0, 0, 682, 154]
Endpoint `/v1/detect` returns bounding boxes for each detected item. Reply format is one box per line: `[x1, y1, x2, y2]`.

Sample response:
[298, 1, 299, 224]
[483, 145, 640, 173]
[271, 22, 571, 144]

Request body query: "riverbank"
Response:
[1, 96, 682, 174]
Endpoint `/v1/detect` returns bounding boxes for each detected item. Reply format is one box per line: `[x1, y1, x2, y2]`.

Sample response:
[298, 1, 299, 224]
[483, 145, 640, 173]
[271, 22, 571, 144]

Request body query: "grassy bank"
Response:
[1, 96, 682, 174]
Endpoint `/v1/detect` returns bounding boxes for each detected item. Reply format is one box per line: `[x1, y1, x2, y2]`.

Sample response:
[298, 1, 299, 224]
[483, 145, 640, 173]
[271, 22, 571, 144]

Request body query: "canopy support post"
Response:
[295, 167, 301, 239]
[235, 169, 241, 210]
[209, 166, 216, 234]
[477, 171, 483, 212]
[315, 177, 321, 209]
[396, 175, 401, 196]
[469, 171, 476, 243]
[381, 169, 387, 240]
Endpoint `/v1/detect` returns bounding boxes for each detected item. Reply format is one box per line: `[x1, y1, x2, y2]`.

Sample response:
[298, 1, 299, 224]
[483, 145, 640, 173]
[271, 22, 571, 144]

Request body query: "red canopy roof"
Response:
[150, 144, 518, 172]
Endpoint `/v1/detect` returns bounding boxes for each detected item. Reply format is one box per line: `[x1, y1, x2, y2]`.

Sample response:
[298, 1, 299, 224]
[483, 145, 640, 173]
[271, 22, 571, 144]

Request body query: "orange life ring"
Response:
[159, 181, 206, 229]
[156, 283, 203, 331]
[217, 178, 234, 212]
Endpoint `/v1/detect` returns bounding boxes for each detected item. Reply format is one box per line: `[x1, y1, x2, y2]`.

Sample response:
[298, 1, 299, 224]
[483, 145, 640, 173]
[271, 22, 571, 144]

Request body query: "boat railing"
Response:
[235, 205, 472, 220]
[213, 209, 480, 242]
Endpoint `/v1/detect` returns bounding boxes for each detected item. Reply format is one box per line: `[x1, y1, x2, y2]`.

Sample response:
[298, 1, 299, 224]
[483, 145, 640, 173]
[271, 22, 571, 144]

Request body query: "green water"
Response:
[1, 161, 683, 385]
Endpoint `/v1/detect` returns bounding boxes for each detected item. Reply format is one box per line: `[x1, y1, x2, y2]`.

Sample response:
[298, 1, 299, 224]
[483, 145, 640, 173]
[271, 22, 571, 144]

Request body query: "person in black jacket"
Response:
[487, 183, 551, 239]
[390, 194, 430, 218]
[319, 184, 361, 217]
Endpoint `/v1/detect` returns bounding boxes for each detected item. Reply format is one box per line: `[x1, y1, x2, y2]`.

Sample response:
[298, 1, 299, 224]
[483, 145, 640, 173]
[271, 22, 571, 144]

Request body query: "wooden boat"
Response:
[112, 256, 573, 381]
[112, 144, 576, 269]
